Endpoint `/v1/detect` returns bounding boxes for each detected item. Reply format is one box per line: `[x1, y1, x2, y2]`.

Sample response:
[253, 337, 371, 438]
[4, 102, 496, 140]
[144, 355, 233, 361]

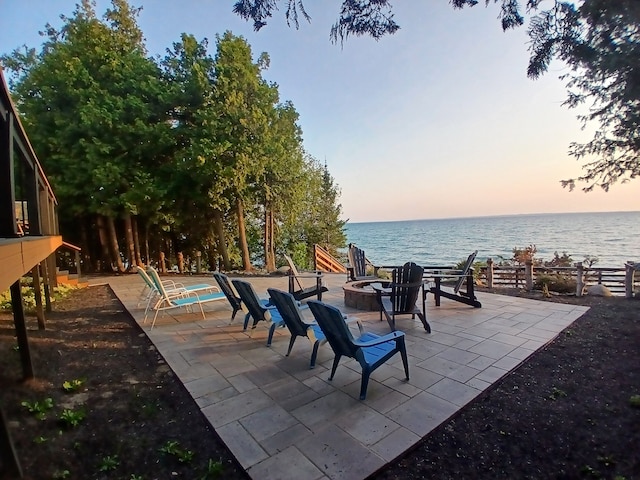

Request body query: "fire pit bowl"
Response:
[343, 280, 390, 311]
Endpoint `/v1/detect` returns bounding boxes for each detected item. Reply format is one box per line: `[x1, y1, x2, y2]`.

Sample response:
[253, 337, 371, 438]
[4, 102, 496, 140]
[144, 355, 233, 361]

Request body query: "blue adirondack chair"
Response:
[231, 279, 284, 346]
[212, 272, 243, 321]
[267, 288, 327, 368]
[307, 300, 410, 400]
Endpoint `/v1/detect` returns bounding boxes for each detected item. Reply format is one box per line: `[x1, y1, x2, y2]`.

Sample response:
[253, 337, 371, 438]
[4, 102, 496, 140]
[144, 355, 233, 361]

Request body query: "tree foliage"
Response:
[231, 0, 640, 192]
[1, 0, 347, 272]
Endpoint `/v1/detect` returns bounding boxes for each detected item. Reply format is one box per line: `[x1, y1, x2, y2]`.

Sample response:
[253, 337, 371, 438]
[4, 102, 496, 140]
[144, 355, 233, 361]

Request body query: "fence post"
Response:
[195, 251, 202, 274]
[575, 262, 584, 297]
[177, 252, 184, 273]
[525, 260, 533, 291]
[625, 262, 636, 298]
[486, 258, 494, 288]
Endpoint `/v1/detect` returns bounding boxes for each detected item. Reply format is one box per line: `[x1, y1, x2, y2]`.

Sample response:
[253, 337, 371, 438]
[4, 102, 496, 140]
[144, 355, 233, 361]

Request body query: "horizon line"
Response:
[345, 209, 640, 225]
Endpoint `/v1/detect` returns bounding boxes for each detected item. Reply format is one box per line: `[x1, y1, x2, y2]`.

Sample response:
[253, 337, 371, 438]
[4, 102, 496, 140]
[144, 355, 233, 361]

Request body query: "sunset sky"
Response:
[2, 1, 639, 222]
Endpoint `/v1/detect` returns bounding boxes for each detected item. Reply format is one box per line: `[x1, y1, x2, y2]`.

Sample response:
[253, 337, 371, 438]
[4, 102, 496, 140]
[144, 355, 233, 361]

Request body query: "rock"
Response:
[585, 284, 613, 297]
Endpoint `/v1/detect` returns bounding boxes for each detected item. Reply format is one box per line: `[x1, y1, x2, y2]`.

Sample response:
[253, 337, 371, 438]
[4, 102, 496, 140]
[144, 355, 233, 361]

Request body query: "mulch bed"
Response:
[0, 284, 638, 479]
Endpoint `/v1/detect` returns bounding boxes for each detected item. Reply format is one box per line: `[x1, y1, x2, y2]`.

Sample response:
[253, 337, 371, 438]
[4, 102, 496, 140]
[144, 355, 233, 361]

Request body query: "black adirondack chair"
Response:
[426, 250, 482, 308]
[346, 244, 379, 282]
[307, 300, 409, 400]
[373, 262, 430, 333]
[284, 255, 328, 301]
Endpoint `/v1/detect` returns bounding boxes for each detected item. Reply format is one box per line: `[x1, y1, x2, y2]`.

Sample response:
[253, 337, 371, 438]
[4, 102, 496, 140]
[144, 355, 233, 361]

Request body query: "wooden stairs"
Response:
[56, 269, 89, 288]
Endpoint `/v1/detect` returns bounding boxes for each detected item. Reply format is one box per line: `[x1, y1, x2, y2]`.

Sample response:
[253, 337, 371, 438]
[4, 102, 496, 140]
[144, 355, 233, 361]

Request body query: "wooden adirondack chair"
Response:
[425, 250, 482, 308]
[307, 300, 409, 400]
[284, 255, 328, 301]
[373, 262, 430, 333]
[346, 244, 379, 282]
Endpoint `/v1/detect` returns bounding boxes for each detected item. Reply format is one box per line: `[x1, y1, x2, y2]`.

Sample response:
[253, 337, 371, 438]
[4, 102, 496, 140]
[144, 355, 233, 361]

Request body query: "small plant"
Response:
[21, 397, 54, 420]
[581, 465, 600, 477]
[629, 394, 640, 408]
[52, 469, 71, 479]
[548, 387, 568, 401]
[59, 408, 86, 428]
[62, 378, 84, 393]
[129, 475, 144, 480]
[98, 454, 120, 472]
[597, 455, 615, 467]
[200, 458, 225, 479]
[159, 440, 195, 464]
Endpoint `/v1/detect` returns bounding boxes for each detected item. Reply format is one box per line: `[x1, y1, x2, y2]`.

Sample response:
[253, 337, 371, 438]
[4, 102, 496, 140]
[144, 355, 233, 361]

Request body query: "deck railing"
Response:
[479, 259, 639, 297]
[313, 244, 347, 273]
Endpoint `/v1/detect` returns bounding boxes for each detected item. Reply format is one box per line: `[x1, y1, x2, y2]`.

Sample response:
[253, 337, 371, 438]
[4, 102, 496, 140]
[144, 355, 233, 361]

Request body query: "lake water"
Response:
[344, 211, 640, 267]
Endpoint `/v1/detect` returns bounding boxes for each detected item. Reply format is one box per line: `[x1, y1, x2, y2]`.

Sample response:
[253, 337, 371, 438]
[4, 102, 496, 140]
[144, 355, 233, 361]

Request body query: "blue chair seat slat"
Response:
[172, 292, 225, 306]
[309, 325, 326, 341]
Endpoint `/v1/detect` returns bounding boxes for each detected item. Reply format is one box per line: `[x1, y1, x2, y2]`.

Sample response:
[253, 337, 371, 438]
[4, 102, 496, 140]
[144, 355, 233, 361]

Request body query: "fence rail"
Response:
[478, 259, 640, 298]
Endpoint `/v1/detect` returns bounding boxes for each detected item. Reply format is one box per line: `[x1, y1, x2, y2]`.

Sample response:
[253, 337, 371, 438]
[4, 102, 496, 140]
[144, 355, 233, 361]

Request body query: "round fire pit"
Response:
[343, 280, 389, 311]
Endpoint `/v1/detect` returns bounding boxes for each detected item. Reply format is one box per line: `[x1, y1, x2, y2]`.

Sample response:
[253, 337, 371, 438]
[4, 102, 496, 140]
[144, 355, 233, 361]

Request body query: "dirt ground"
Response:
[0, 284, 639, 479]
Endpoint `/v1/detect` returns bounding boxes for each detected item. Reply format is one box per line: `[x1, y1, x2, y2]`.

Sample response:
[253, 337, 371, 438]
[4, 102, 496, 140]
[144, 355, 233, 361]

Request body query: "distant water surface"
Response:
[344, 211, 640, 267]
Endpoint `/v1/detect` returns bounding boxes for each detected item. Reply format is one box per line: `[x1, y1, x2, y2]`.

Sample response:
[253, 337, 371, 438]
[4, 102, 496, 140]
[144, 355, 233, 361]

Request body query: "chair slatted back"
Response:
[391, 262, 424, 314]
[454, 250, 478, 293]
[146, 266, 170, 300]
[232, 279, 269, 322]
[348, 245, 368, 278]
[136, 266, 156, 291]
[284, 254, 305, 290]
[307, 301, 357, 358]
[213, 272, 241, 310]
[267, 288, 308, 337]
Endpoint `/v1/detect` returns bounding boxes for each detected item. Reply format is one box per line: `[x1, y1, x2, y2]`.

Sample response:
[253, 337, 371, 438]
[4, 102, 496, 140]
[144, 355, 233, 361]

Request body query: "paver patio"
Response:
[94, 273, 589, 480]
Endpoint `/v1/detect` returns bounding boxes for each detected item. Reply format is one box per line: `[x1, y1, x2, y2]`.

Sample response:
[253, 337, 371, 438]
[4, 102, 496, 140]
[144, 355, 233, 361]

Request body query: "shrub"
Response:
[0, 281, 79, 311]
[535, 273, 577, 294]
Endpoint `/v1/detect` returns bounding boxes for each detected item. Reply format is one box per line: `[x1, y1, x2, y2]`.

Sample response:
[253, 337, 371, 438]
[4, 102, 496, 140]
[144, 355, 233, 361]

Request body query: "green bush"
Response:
[535, 273, 577, 294]
[0, 281, 79, 311]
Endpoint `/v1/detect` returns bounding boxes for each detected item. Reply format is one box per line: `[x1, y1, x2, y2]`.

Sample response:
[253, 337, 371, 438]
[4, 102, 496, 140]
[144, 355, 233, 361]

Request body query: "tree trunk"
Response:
[131, 215, 143, 266]
[208, 235, 217, 271]
[236, 197, 253, 272]
[96, 215, 112, 272]
[123, 213, 136, 271]
[212, 209, 230, 270]
[264, 202, 276, 271]
[80, 220, 92, 273]
[106, 216, 126, 273]
[144, 223, 150, 268]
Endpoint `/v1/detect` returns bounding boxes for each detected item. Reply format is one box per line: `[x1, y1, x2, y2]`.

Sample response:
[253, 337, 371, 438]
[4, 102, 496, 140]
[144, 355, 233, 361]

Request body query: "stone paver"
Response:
[95, 272, 589, 480]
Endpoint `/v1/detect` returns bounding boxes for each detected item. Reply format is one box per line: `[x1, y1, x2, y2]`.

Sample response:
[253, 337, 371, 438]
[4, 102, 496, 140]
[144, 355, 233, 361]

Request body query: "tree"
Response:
[231, 0, 640, 192]
[527, 1, 640, 192]
[2, 0, 171, 271]
[210, 32, 280, 271]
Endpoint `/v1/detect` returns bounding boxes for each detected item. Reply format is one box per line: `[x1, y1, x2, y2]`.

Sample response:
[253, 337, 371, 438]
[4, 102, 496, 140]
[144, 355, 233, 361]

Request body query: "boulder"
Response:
[585, 284, 613, 297]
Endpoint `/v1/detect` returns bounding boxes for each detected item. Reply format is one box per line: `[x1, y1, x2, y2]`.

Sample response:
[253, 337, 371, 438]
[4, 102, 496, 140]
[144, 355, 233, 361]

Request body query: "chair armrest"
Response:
[294, 273, 324, 278]
[371, 283, 391, 294]
[353, 330, 405, 347]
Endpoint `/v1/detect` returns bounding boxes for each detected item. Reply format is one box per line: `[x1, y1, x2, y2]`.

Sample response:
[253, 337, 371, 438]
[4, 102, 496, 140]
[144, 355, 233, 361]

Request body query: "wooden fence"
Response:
[479, 259, 640, 298]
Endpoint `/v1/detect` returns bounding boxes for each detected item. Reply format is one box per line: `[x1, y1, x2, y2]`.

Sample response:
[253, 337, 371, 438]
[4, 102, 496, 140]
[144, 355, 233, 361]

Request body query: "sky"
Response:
[1, 1, 639, 222]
